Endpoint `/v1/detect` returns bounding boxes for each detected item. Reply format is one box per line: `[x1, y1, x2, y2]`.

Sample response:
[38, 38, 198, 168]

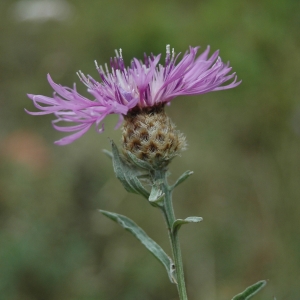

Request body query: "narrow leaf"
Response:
[131, 176, 150, 199]
[111, 141, 150, 199]
[111, 141, 134, 192]
[232, 280, 267, 300]
[171, 170, 193, 190]
[172, 216, 203, 233]
[127, 151, 153, 170]
[102, 149, 113, 159]
[100, 210, 176, 284]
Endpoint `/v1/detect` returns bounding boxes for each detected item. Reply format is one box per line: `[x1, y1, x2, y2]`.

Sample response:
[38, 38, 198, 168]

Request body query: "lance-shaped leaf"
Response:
[170, 170, 193, 190]
[126, 151, 153, 170]
[231, 280, 267, 300]
[104, 147, 147, 179]
[110, 141, 150, 199]
[102, 149, 113, 159]
[172, 216, 203, 234]
[100, 210, 176, 284]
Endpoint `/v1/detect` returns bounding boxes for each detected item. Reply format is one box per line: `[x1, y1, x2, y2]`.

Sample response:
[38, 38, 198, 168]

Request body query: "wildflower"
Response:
[27, 45, 240, 166]
[27, 45, 240, 144]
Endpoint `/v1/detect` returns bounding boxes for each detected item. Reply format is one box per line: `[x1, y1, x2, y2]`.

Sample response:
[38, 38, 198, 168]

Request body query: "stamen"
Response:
[98, 65, 107, 82]
[76, 71, 91, 87]
[144, 53, 149, 67]
[118, 49, 125, 71]
[94, 60, 99, 69]
[105, 63, 109, 74]
[165, 44, 171, 66]
[166, 44, 170, 55]
[88, 75, 98, 85]
[76, 70, 85, 81]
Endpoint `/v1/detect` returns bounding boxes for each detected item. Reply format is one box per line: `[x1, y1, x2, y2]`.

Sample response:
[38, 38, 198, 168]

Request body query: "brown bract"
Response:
[121, 105, 186, 169]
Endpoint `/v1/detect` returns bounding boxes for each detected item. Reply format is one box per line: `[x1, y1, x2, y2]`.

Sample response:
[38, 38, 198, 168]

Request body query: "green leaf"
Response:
[126, 151, 153, 170]
[99, 210, 176, 284]
[172, 216, 203, 233]
[149, 182, 165, 207]
[102, 149, 113, 159]
[231, 280, 267, 300]
[110, 141, 150, 199]
[171, 170, 193, 190]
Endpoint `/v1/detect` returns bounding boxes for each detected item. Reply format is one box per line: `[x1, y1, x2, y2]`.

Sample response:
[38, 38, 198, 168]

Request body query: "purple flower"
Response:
[26, 45, 241, 145]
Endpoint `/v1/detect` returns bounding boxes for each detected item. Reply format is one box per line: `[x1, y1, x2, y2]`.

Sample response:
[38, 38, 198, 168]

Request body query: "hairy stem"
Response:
[154, 170, 188, 300]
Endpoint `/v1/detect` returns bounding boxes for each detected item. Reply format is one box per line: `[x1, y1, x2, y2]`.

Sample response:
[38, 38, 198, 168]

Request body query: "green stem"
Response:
[154, 170, 188, 300]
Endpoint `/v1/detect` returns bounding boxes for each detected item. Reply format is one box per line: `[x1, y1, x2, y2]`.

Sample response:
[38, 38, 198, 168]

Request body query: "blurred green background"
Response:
[0, 0, 300, 299]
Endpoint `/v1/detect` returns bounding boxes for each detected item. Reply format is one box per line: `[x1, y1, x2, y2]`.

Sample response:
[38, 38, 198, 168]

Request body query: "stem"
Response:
[154, 170, 188, 300]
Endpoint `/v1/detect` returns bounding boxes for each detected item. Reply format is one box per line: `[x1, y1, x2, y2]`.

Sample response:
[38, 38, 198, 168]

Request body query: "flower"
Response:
[26, 45, 241, 145]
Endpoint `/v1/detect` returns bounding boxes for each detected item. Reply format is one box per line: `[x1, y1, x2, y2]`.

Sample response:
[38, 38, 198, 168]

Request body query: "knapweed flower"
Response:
[27, 45, 240, 167]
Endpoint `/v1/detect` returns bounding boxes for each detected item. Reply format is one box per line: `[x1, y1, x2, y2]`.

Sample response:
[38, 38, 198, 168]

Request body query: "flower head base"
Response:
[26, 45, 241, 146]
[122, 104, 186, 169]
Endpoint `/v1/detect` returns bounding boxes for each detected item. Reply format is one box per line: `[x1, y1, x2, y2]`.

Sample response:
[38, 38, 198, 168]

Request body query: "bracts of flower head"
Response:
[26, 45, 240, 165]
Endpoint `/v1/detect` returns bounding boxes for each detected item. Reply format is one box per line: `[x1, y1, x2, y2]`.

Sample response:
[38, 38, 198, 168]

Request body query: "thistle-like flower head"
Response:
[26, 45, 241, 145]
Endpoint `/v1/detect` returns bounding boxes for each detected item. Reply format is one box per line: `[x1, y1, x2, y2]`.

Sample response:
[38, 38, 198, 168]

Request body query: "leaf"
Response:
[126, 151, 153, 170]
[172, 216, 203, 233]
[171, 170, 193, 190]
[102, 149, 113, 159]
[231, 280, 267, 300]
[99, 210, 176, 284]
[148, 183, 165, 207]
[110, 141, 150, 199]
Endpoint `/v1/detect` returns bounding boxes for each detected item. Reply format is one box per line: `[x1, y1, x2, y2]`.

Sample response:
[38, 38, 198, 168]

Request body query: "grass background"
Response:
[0, 0, 300, 299]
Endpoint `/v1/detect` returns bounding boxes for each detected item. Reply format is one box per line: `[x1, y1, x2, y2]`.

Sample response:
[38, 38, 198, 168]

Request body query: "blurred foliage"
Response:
[0, 0, 300, 299]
